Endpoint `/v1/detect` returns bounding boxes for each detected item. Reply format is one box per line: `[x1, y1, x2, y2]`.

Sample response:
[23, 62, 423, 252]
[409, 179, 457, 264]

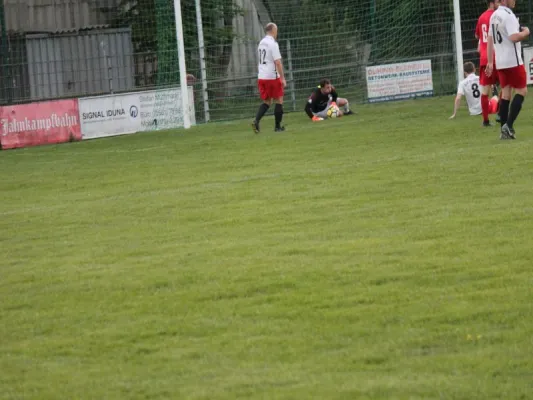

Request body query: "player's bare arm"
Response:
[274, 59, 286, 87]
[449, 94, 462, 119]
[509, 26, 530, 42]
[486, 38, 495, 76]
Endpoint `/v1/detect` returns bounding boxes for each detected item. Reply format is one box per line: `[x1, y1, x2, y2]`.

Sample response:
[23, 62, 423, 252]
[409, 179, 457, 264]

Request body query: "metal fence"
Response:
[0, 1, 532, 123]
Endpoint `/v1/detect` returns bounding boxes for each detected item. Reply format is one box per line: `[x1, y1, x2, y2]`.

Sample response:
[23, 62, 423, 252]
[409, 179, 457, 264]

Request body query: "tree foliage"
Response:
[102, 0, 532, 87]
[103, 0, 243, 86]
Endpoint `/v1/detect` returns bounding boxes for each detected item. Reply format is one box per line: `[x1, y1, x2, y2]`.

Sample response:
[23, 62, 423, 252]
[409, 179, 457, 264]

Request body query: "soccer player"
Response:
[475, 0, 500, 126]
[449, 62, 483, 119]
[304, 78, 353, 121]
[252, 23, 286, 133]
[486, 0, 529, 139]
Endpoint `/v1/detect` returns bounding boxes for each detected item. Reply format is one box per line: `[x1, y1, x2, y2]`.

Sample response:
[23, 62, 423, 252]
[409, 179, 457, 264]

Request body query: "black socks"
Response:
[274, 104, 283, 128]
[499, 99, 510, 127]
[255, 103, 269, 122]
[507, 94, 524, 129]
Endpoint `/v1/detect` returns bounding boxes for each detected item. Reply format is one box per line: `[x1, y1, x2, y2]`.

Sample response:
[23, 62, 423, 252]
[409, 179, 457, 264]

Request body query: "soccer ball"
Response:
[326, 104, 339, 119]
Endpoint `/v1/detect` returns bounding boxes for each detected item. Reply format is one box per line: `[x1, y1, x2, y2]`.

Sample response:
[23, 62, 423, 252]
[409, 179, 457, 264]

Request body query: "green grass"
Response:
[1, 96, 533, 399]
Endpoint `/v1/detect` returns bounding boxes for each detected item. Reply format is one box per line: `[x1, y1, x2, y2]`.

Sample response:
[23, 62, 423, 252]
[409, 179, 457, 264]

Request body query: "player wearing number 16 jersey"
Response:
[487, 0, 530, 139]
[475, 1, 499, 126]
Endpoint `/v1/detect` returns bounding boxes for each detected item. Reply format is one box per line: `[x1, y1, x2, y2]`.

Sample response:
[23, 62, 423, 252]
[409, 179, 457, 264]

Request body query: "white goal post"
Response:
[453, 0, 464, 87]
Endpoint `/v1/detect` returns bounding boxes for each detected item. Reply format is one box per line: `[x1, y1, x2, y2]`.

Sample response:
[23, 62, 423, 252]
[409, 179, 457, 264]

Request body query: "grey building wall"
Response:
[25, 28, 135, 101]
[0, 1, 134, 104]
[5, 0, 119, 33]
[225, 0, 270, 94]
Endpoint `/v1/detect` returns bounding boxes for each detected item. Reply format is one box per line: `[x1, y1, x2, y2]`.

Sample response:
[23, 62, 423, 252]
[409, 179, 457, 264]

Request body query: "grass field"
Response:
[1, 96, 533, 399]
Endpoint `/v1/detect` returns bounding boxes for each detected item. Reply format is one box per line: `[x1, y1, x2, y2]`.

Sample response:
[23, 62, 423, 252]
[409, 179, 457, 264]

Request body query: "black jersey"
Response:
[304, 86, 339, 118]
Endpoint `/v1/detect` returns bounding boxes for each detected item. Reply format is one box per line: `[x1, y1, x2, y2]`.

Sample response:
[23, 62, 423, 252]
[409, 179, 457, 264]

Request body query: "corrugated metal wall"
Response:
[5, 0, 119, 33]
[25, 28, 135, 101]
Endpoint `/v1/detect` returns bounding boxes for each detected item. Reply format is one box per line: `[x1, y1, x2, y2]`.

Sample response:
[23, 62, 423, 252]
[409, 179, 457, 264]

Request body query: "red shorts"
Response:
[258, 78, 284, 100]
[479, 65, 498, 86]
[498, 65, 527, 89]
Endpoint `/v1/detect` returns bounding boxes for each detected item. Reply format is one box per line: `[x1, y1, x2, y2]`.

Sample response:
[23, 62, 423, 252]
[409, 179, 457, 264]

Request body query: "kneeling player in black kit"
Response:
[304, 78, 353, 121]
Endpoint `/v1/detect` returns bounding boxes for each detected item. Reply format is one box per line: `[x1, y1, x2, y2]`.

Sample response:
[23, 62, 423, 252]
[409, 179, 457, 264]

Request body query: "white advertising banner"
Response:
[79, 93, 140, 139]
[523, 47, 533, 85]
[79, 87, 196, 140]
[366, 60, 433, 103]
[137, 88, 196, 131]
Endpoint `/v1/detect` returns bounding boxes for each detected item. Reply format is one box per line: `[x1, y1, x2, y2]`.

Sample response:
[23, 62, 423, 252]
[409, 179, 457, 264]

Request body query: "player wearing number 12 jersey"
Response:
[475, 1, 499, 126]
[487, 0, 530, 139]
[252, 23, 286, 133]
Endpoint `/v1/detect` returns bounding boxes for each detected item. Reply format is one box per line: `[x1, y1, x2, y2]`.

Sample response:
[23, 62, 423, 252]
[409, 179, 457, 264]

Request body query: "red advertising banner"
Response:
[0, 99, 81, 150]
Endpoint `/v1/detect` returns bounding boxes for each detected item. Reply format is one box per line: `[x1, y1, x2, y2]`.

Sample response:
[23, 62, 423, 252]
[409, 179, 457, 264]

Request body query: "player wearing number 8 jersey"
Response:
[475, 1, 499, 126]
[450, 62, 496, 119]
[487, 0, 529, 139]
[252, 23, 287, 133]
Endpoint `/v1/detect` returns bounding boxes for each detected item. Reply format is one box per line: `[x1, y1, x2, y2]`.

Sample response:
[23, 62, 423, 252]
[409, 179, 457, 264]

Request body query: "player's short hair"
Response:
[319, 78, 331, 88]
[265, 23, 277, 33]
[463, 62, 475, 74]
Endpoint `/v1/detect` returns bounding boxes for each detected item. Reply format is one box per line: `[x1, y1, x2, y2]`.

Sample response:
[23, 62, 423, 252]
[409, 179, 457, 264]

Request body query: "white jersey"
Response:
[257, 35, 281, 80]
[488, 6, 523, 69]
[458, 73, 482, 116]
